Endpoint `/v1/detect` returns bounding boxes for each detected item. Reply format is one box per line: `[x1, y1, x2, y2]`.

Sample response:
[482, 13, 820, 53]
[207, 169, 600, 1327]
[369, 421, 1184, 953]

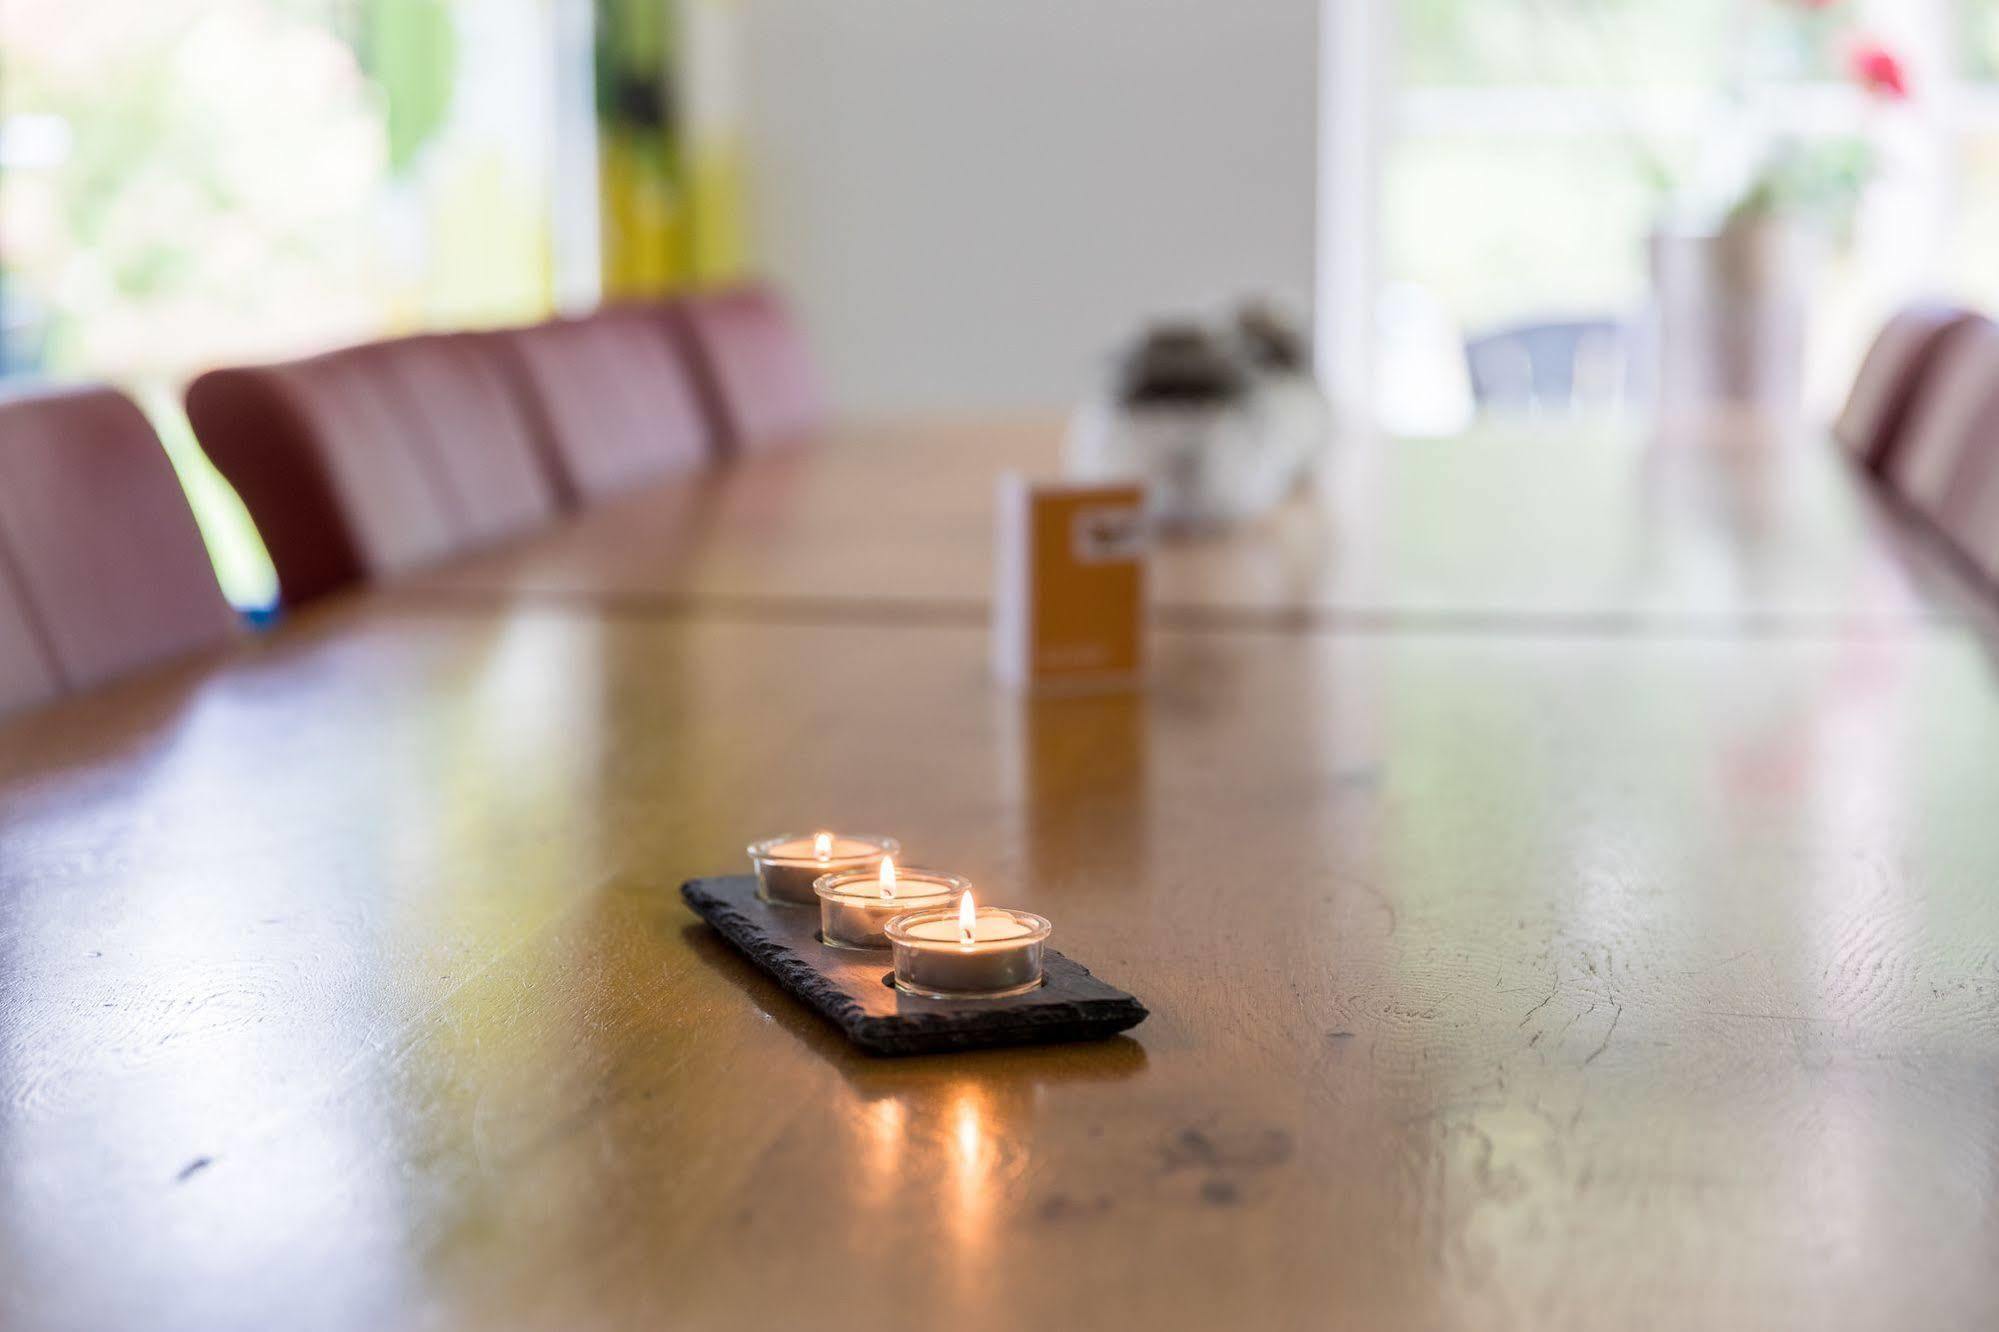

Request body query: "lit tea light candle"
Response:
[885, 890, 1052, 999]
[748, 831, 899, 905]
[813, 857, 969, 950]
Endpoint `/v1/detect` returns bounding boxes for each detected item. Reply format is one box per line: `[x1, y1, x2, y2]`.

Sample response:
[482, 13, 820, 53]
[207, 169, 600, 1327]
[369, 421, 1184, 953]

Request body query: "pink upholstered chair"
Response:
[0, 557, 61, 715]
[1900, 322, 1999, 580]
[1880, 315, 1999, 520]
[491, 309, 713, 503]
[375, 332, 561, 544]
[1934, 452, 1999, 585]
[0, 386, 236, 697]
[1834, 304, 1980, 470]
[187, 332, 559, 605]
[669, 285, 825, 456]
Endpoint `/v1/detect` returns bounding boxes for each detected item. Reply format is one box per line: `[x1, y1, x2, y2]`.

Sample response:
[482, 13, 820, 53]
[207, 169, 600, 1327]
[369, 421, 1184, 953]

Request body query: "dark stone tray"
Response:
[681, 876, 1148, 1056]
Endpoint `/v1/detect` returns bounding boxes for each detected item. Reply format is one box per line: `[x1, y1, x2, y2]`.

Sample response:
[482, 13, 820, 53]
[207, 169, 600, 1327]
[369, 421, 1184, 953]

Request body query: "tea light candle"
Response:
[813, 858, 969, 951]
[749, 831, 899, 905]
[885, 891, 1052, 999]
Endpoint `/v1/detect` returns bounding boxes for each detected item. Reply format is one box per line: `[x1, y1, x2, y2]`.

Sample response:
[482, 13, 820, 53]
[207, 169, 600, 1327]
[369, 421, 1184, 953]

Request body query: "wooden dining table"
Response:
[4, 415, 1997, 1331]
[404, 415, 1984, 633]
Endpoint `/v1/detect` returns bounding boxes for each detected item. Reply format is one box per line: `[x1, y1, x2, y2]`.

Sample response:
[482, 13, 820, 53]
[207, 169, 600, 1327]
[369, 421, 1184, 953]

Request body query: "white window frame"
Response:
[1320, 0, 1993, 428]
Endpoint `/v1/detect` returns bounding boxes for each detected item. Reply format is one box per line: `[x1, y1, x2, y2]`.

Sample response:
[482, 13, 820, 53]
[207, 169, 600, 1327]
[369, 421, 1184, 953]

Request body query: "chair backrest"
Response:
[1834, 304, 1979, 469]
[377, 333, 561, 544]
[1934, 441, 1999, 585]
[1880, 314, 1999, 518]
[491, 309, 713, 503]
[0, 555, 61, 715]
[0, 386, 235, 696]
[187, 333, 559, 604]
[1464, 319, 1630, 414]
[1899, 321, 1999, 579]
[670, 285, 825, 454]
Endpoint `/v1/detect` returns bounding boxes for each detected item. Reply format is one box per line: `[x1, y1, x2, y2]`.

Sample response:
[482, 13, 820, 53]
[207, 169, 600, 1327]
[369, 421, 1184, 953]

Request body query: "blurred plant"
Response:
[358, 0, 457, 177]
[1551, 0, 1912, 239]
[1847, 37, 1909, 100]
[1726, 137, 1876, 230]
[0, 1, 394, 607]
[1714, 13, 1907, 237]
[0, 0, 387, 377]
[0, 0, 556, 608]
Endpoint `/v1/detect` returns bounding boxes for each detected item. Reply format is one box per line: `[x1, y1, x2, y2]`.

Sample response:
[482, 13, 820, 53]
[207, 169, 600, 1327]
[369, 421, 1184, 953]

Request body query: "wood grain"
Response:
[3, 592, 1998, 1329]
[402, 415, 1989, 635]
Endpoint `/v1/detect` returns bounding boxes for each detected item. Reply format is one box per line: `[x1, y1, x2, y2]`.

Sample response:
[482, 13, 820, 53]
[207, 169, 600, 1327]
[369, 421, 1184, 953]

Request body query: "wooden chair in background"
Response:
[492, 308, 714, 504]
[1834, 304, 1980, 470]
[670, 285, 826, 456]
[187, 334, 560, 605]
[0, 385, 236, 705]
[1879, 314, 1999, 519]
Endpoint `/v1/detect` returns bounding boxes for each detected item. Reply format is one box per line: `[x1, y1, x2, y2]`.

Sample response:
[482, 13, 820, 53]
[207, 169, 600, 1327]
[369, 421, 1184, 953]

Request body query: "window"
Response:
[0, 0, 567, 606]
[1357, 0, 1997, 436]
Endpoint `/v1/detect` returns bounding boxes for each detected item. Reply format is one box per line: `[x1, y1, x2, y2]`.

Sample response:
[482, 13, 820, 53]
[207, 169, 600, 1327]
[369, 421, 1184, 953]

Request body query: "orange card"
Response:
[992, 475, 1147, 691]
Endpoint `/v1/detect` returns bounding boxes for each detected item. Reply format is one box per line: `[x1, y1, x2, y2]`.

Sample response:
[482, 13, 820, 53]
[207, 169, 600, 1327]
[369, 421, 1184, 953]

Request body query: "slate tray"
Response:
[681, 875, 1148, 1056]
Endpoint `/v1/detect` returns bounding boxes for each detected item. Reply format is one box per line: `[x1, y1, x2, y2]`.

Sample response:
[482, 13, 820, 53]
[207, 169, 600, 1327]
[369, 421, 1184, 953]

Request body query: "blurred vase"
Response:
[1067, 323, 1285, 531]
[1068, 396, 1278, 531]
[1066, 314, 1328, 532]
[1250, 371, 1333, 492]
[1649, 217, 1817, 419]
[1235, 301, 1333, 493]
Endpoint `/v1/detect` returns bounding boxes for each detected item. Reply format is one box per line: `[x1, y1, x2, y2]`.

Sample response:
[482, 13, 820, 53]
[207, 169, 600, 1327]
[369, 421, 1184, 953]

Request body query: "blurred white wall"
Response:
[740, 0, 1320, 415]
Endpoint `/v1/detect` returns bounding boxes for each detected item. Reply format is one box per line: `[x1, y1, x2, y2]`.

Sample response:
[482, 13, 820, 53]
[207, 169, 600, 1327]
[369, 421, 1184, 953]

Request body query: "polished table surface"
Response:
[407, 416, 1984, 633]
[5, 422, 1999, 1331]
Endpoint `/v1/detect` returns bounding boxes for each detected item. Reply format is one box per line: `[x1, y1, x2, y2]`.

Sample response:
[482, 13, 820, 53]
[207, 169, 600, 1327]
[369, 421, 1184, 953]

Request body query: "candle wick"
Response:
[958, 891, 978, 947]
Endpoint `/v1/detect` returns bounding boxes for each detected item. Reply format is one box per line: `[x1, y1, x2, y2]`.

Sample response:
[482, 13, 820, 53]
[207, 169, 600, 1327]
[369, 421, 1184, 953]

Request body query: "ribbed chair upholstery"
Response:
[1880, 315, 1999, 519]
[1935, 448, 1999, 585]
[1834, 304, 1980, 470]
[187, 333, 559, 605]
[375, 332, 561, 543]
[492, 309, 712, 503]
[1894, 320, 1999, 579]
[670, 285, 825, 456]
[0, 557, 60, 715]
[0, 386, 236, 698]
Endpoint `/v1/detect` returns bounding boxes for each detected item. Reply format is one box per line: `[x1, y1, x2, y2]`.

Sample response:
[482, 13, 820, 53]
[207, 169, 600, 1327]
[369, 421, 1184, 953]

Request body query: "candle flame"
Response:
[879, 856, 897, 901]
[959, 890, 977, 946]
[813, 832, 833, 862]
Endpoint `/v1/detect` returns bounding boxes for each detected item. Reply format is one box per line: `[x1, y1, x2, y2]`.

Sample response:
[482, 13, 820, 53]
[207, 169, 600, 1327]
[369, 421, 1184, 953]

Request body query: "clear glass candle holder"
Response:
[748, 833, 899, 906]
[885, 906, 1052, 999]
[813, 867, 968, 951]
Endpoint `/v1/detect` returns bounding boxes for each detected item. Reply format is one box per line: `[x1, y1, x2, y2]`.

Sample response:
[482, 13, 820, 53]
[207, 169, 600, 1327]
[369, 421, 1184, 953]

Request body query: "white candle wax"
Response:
[748, 832, 899, 905]
[813, 865, 968, 950]
[899, 915, 1036, 944]
[887, 905, 1051, 999]
[767, 835, 883, 861]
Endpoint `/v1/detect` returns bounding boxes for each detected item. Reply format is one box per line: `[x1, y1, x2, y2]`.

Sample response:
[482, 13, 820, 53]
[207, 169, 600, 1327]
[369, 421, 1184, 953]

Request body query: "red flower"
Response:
[1849, 38, 1910, 100]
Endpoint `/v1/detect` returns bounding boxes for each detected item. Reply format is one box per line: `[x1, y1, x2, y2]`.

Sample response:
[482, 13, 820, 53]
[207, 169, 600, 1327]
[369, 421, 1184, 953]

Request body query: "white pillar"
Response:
[1316, 0, 1386, 435]
[549, 0, 603, 313]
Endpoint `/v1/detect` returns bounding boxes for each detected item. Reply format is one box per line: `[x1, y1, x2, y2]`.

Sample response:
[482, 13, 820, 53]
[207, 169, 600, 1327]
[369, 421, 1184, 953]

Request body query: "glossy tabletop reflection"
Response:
[405, 416, 1984, 633]
[3, 587, 1998, 1329]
